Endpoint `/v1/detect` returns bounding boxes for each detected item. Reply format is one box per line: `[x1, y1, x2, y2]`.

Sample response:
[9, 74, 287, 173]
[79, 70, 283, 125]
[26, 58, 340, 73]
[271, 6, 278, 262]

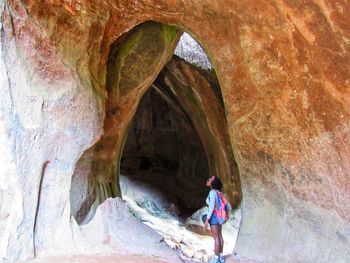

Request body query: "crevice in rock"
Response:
[33, 160, 50, 257]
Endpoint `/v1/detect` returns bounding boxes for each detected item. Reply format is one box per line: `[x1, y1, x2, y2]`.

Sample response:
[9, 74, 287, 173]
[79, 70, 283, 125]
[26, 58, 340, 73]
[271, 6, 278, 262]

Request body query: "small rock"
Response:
[201, 254, 209, 262]
[164, 236, 180, 250]
[171, 235, 183, 244]
[180, 244, 195, 258]
[193, 250, 205, 260]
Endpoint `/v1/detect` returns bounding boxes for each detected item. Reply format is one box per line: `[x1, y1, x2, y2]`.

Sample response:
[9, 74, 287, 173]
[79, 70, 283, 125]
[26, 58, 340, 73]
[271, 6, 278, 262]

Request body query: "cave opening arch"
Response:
[70, 20, 242, 259]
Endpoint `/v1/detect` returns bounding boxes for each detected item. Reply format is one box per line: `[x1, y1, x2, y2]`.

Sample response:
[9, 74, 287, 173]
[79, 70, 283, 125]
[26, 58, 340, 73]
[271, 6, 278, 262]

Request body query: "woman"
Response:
[204, 176, 227, 263]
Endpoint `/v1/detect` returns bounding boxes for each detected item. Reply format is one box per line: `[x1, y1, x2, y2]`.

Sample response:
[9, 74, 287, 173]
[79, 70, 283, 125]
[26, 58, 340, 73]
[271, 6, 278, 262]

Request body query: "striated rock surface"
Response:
[0, 0, 349, 262]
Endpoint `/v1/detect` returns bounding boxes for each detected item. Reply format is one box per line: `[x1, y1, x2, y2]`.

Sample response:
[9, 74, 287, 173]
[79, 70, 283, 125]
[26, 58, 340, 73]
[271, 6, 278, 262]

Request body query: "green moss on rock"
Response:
[161, 24, 178, 44]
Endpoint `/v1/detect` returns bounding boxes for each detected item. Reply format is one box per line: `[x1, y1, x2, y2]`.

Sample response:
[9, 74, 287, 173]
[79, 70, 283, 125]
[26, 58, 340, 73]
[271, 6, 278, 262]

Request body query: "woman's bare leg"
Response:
[218, 224, 224, 253]
[210, 224, 221, 255]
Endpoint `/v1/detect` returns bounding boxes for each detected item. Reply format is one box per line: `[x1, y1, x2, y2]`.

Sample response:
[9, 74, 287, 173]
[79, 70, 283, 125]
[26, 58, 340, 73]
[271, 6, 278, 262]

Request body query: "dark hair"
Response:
[211, 176, 223, 191]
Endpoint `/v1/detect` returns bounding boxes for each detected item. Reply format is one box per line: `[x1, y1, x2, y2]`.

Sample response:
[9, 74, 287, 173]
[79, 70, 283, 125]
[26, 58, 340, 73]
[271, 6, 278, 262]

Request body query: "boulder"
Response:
[81, 197, 182, 262]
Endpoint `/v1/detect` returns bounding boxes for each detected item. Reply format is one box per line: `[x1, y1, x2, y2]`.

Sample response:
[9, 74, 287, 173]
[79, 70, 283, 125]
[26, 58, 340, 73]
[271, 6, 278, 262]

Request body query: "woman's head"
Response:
[206, 176, 223, 191]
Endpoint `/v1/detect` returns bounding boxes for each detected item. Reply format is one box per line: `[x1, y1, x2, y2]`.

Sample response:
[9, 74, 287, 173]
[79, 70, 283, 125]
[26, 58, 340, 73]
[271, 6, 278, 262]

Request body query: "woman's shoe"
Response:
[219, 255, 225, 263]
[209, 255, 220, 263]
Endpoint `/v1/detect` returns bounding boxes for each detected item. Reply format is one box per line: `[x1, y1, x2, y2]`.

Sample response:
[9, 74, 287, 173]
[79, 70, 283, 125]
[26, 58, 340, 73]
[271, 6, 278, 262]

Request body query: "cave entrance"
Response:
[70, 21, 242, 262]
[119, 62, 241, 261]
[120, 85, 209, 222]
[114, 25, 242, 261]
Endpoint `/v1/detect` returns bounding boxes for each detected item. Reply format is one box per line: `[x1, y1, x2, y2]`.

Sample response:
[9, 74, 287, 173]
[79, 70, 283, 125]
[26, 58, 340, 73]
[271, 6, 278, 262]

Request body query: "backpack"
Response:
[213, 190, 230, 224]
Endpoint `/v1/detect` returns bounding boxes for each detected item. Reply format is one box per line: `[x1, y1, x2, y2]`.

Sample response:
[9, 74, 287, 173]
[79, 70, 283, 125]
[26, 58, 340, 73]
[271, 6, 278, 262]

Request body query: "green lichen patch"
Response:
[161, 24, 178, 44]
[107, 22, 179, 97]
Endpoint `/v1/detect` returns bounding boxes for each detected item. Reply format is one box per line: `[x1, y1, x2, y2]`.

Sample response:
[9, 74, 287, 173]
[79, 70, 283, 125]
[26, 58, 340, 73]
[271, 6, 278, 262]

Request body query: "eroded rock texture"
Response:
[0, 0, 349, 262]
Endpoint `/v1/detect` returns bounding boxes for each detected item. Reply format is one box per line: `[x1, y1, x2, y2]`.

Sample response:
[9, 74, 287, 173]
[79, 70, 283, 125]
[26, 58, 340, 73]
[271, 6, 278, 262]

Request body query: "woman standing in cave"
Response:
[204, 176, 229, 263]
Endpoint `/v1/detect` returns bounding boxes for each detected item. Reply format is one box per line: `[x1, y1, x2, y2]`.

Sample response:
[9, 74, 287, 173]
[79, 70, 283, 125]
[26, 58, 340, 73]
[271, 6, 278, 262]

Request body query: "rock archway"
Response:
[0, 1, 349, 263]
[70, 22, 241, 226]
[70, 24, 241, 261]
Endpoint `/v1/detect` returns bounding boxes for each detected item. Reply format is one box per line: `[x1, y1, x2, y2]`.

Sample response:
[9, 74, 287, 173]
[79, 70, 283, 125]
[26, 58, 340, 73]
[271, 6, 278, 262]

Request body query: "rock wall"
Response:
[0, 0, 349, 262]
